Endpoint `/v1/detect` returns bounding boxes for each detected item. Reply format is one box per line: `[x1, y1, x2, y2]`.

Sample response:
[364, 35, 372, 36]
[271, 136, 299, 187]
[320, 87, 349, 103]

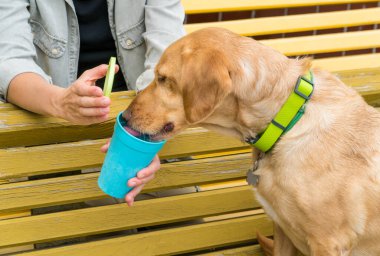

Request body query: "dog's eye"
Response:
[157, 75, 166, 83]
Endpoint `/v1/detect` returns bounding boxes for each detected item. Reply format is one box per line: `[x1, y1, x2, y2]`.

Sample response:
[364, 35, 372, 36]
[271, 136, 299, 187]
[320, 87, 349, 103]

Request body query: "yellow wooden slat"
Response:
[262, 30, 380, 56]
[203, 209, 265, 222]
[0, 153, 251, 212]
[0, 186, 260, 248]
[313, 63, 380, 108]
[337, 68, 380, 106]
[0, 211, 31, 220]
[16, 214, 273, 256]
[193, 148, 252, 159]
[199, 244, 264, 256]
[312, 59, 380, 105]
[0, 129, 247, 179]
[0, 101, 22, 111]
[0, 139, 106, 179]
[0, 245, 33, 255]
[184, 7, 380, 36]
[200, 180, 248, 192]
[0, 206, 33, 254]
[312, 53, 380, 72]
[342, 69, 380, 106]
[337, 68, 380, 88]
[183, 0, 380, 14]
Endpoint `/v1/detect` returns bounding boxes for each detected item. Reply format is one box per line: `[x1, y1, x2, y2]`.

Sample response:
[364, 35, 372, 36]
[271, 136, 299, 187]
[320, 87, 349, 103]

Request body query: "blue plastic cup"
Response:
[98, 112, 166, 199]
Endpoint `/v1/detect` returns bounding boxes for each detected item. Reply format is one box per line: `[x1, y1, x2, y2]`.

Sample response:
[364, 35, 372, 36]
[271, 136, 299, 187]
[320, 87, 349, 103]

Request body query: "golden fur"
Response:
[125, 27, 380, 256]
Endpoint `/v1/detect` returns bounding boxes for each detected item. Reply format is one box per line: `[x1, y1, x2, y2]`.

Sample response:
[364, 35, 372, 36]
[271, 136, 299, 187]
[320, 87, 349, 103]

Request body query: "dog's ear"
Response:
[181, 50, 232, 124]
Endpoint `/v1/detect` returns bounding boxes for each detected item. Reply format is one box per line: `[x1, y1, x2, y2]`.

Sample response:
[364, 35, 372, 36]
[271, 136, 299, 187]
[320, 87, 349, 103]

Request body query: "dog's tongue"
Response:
[124, 126, 142, 137]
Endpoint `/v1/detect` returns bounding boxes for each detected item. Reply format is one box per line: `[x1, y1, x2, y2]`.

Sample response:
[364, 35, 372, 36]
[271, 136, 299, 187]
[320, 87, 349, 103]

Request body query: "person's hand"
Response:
[100, 141, 161, 206]
[53, 64, 119, 125]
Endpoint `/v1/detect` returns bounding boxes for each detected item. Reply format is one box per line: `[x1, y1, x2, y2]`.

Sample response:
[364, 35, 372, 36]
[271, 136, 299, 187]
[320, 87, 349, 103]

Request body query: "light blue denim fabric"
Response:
[0, 0, 185, 101]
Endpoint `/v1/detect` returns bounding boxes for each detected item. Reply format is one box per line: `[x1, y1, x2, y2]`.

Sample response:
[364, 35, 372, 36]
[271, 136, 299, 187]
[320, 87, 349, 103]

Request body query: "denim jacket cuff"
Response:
[0, 58, 52, 102]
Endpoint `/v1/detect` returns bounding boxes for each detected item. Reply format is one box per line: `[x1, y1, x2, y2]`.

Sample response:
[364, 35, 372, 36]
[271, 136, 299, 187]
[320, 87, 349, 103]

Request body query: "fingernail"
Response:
[102, 98, 110, 104]
[130, 181, 136, 187]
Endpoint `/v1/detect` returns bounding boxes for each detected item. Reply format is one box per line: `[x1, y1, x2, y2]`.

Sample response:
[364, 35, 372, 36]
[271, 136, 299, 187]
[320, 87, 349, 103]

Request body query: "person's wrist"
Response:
[49, 86, 66, 119]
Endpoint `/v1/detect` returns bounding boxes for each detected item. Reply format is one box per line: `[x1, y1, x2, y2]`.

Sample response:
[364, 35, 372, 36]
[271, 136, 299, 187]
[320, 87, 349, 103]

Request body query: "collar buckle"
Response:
[294, 75, 314, 100]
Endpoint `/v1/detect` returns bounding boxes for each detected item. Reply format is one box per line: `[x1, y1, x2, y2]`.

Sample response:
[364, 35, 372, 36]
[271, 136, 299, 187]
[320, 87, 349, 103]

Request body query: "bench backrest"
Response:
[0, 1, 379, 255]
[184, 0, 380, 105]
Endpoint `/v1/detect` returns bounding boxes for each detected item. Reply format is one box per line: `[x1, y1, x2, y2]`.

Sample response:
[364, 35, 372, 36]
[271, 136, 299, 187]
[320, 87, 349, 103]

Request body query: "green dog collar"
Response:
[247, 71, 314, 152]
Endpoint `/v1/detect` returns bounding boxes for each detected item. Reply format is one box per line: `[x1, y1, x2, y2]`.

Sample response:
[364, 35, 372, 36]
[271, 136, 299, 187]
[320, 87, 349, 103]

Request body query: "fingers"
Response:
[128, 155, 160, 186]
[125, 184, 145, 207]
[80, 64, 108, 83]
[128, 172, 155, 187]
[137, 155, 160, 179]
[79, 64, 120, 84]
[73, 83, 104, 97]
[78, 107, 110, 117]
[75, 64, 119, 97]
[73, 90, 110, 118]
[54, 63, 121, 125]
[100, 139, 111, 153]
[125, 155, 161, 206]
[78, 96, 110, 108]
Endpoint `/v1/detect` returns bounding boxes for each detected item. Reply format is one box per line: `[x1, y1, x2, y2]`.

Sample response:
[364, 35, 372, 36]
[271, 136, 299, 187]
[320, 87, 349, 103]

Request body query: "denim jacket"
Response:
[0, 0, 185, 101]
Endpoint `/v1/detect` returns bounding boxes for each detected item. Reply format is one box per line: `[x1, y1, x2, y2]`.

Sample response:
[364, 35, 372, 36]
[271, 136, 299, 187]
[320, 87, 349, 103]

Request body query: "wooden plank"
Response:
[314, 62, 380, 106]
[193, 148, 252, 159]
[182, 0, 380, 14]
[0, 153, 252, 213]
[0, 245, 33, 255]
[312, 53, 380, 72]
[15, 214, 273, 256]
[337, 68, 380, 106]
[0, 91, 135, 148]
[0, 191, 34, 254]
[184, 8, 380, 36]
[337, 68, 380, 88]
[198, 245, 264, 256]
[0, 186, 260, 248]
[262, 30, 380, 56]
[0, 129, 247, 179]
[200, 180, 248, 192]
[0, 211, 31, 220]
[0, 102, 22, 111]
[0, 139, 106, 179]
[203, 209, 265, 222]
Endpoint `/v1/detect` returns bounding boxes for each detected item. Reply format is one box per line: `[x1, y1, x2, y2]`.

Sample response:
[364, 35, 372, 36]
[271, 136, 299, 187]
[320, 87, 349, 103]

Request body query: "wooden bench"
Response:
[0, 1, 379, 255]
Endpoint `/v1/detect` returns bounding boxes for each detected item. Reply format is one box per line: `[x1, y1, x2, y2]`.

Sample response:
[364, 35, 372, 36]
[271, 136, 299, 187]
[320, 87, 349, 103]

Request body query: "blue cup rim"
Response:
[116, 112, 166, 147]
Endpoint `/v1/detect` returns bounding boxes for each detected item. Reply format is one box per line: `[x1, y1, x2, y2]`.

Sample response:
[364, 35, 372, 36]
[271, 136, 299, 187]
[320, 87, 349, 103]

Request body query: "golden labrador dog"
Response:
[123, 27, 380, 256]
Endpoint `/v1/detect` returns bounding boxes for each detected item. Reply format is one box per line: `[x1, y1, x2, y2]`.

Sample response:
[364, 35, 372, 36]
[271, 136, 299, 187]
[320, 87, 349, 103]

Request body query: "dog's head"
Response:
[123, 28, 237, 141]
[123, 27, 309, 141]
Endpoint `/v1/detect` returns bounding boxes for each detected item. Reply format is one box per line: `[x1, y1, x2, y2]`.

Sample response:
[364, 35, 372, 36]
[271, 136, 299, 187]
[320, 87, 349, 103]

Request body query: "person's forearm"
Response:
[7, 72, 63, 117]
[7, 65, 112, 125]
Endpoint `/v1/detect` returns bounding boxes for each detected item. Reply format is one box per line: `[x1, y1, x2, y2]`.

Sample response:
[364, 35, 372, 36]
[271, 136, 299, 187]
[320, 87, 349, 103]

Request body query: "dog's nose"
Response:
[122, 109, 132, 120]
[163, 122, 174, 133]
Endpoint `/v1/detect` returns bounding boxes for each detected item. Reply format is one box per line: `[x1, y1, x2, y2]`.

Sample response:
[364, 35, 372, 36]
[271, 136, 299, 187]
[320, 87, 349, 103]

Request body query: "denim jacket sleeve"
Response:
[135, 0, 185, 91]
[0, 0, 52, 102]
